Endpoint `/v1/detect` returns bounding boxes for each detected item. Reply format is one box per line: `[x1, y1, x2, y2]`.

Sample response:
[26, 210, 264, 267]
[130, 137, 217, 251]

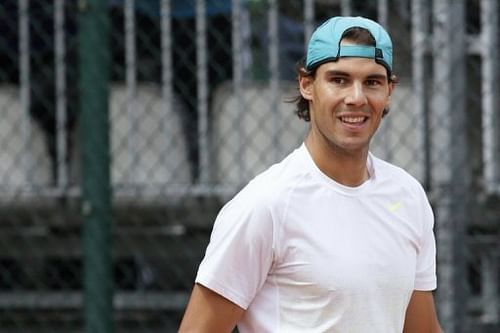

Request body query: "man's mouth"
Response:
[340, 116, 367, 124]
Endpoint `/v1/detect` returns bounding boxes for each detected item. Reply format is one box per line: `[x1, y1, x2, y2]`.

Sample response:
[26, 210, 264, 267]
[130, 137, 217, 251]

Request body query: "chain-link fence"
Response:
[0, 0, 498, 332]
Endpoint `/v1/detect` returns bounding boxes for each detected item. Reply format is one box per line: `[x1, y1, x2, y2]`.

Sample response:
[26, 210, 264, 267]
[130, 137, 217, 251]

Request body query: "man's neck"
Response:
[305, 135, 370, 187]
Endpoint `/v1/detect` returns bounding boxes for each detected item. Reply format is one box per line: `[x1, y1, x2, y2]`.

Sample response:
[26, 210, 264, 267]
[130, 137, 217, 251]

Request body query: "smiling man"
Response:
[179, 16, 442, 333]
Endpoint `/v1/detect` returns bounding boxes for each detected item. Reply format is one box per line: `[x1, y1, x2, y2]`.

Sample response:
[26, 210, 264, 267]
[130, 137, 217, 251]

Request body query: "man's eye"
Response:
[331, 77, 346, 84]
[366, 80, 381, 86]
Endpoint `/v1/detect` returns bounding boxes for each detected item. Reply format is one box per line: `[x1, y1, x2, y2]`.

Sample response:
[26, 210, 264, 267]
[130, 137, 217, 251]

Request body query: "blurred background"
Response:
[0, 0, 498, 332]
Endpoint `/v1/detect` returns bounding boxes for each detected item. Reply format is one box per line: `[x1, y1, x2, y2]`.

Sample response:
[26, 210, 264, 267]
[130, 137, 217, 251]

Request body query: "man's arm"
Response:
[403, 290, 442, 333]
[178, 283, 245, 333]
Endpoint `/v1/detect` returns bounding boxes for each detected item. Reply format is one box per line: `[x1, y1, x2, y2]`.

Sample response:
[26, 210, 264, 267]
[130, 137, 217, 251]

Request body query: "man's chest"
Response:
[272, 195, 419, 294]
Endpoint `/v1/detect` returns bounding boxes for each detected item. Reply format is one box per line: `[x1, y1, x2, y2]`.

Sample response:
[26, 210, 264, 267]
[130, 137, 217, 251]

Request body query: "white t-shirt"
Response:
[196, 144, 437, 333]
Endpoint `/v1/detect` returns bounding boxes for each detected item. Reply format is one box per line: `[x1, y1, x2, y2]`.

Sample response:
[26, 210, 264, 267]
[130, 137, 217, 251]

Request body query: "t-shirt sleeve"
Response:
[414, 187, 437, 291]
[195, 189, 275, 309]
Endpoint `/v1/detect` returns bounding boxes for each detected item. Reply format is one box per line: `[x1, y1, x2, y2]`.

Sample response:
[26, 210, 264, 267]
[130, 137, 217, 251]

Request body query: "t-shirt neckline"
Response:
[298, 143, 376, 195]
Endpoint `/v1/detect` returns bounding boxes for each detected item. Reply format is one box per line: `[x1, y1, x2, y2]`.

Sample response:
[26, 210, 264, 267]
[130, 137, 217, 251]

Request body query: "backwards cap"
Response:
[306, 16, 393, 72]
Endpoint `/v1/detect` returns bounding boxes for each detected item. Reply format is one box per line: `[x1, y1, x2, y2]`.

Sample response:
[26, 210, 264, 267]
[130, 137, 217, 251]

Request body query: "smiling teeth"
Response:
[342, 117, 365, 123]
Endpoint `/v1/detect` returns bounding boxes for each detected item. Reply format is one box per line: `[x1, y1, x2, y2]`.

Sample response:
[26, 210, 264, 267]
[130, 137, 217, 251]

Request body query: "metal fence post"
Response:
[54, 0, 68, 190]
[79, 0, 113, 332]
[481, 0, 499, 192]
[431, 1, 468, 332]
[19, 0, 33, 184]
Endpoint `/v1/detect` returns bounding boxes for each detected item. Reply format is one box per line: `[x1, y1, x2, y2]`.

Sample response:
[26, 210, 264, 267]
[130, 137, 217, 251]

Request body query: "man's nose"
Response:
[344, 82, 367, 106]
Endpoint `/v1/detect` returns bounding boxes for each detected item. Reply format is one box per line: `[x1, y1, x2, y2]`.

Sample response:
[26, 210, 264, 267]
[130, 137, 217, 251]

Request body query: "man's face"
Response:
[300, 52, 394, 155]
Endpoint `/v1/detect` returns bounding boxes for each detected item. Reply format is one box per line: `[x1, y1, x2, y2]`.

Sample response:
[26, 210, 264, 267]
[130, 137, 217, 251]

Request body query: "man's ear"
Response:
[385, 93, 392, 110]
[299, 73, 314, 101]
[386, 79, 396, 109]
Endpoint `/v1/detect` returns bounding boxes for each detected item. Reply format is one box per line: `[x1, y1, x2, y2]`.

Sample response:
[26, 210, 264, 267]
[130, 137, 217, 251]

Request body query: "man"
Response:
[179, 16, 442, 332]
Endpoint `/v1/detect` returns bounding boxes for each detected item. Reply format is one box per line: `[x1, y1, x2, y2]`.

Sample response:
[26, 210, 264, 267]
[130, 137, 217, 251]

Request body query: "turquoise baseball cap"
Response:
[306, 16, 393, 72]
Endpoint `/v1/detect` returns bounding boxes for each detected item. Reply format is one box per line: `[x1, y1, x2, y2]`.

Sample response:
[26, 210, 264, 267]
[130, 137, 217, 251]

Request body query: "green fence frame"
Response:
[79, 1, 113, 332]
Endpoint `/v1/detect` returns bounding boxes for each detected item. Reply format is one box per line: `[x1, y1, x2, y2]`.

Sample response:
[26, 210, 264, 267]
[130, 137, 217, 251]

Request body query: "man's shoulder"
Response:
[237, 148, 311, 202]
[371, 154, 424, 190]
[217, 148, 310, 228]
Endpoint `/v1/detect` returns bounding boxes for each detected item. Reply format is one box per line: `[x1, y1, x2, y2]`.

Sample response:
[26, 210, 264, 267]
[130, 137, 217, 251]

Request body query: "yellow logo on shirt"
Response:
[388, 202, 402, 212]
